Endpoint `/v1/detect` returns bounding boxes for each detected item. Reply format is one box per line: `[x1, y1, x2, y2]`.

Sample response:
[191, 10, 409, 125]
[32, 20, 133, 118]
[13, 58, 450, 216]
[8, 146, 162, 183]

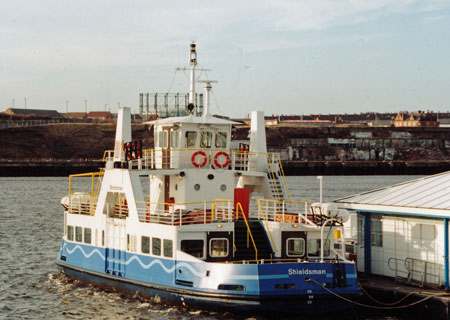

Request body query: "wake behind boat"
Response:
[56, 43, 360, 315]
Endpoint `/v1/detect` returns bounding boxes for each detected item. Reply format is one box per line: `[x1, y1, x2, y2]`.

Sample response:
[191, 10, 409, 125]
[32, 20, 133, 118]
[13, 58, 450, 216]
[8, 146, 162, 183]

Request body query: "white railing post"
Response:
[204, 201, 207, 224]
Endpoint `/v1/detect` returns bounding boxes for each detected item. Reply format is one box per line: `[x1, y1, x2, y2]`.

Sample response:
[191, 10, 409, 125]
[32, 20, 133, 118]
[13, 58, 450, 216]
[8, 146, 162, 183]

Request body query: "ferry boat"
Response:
[56, 43, 360, 315]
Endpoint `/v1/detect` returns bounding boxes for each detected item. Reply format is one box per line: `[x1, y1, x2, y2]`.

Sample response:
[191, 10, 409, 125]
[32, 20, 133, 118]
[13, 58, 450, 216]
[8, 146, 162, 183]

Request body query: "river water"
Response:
[0, 175, 422, 319]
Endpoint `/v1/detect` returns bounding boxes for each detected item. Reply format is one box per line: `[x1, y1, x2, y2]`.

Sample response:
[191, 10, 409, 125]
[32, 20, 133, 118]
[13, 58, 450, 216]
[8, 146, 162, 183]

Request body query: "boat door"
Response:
[162, 127, 171, 169]
[164, 175, 170, 212]
[105, 218, 127, 276]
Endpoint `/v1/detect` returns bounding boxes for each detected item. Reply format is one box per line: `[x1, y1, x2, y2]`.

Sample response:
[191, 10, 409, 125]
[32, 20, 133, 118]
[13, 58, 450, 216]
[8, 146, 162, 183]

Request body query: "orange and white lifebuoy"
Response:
[214, 151, 230, 168]
[191, 151, 208, 168]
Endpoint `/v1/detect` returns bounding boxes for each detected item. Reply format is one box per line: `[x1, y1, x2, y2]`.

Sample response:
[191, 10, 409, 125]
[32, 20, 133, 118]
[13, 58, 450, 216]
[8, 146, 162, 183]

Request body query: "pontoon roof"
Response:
[334, 171, 450, 216]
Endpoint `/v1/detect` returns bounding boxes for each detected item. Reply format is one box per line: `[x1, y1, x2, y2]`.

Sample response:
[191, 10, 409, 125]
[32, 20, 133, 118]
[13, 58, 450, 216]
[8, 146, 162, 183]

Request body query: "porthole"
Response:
[194, 184, 200, 191]
[175, 184, 178, 191]
[220, 184, 227, 191]
[207, 174, 214, 180]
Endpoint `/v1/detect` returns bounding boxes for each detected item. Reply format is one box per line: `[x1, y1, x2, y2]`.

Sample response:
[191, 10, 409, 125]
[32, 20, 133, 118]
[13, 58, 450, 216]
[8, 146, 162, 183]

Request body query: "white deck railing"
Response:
[104, 148, 282, 172]
[136, 200, 234, 225]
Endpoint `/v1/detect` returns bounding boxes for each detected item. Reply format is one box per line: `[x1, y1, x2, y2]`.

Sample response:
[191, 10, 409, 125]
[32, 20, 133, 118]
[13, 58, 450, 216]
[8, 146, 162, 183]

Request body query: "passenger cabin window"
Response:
[286, 238, 305, 257]
[200, 131, 212, 148]
[210, 238, 228, 257]
[307, 239, 330, 257]
[170, 131, 179, 148]
[181, 240, 204, 258]
[152, 237, 161, 256]
[75, 226, 83, 242]
[141, 236, 150, 254]
[84, 228, 92, 244]
[164, 239, 173, 258]
[185, 131, 197, 147]
[67, 225, 74, 241]
[215, 132, 227, 148]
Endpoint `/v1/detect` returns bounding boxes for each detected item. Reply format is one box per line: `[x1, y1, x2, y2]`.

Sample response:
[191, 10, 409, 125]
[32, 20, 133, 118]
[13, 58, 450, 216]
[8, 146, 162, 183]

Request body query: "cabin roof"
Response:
[334, 171, 450, 214]
[145, 114, 240, 126]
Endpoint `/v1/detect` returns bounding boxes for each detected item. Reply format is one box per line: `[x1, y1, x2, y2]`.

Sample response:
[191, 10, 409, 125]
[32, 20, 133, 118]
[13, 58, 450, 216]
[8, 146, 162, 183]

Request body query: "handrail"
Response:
[274, 153, 292, 201]
[257, 202, 277, 252]
[266, 153, 281, 200]
[69, 171, 103, 197]
[235, 202, 258, 261]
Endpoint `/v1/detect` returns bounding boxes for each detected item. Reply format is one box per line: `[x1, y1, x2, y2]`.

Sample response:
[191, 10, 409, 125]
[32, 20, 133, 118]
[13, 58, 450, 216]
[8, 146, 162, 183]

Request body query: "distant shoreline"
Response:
[0, 159, 447, 177]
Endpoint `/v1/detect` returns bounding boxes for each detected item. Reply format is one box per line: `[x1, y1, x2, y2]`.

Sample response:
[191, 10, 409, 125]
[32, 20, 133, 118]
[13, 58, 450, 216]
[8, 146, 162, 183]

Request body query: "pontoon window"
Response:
[75, 226, 83, 242]
[181, 240, 204, 258]
[307, 239, 330, 257]
[67, 225, 74, 241]
[371, 217, 383, 247]
[215, 131, 227, 148]
[170, 131, 179, 148]
[210, 238, 228, 257]
[200, 131, 212, 148]
[357, 215, 364, 244]
[141, 236, 150, 254]
[185, 131, 197, 147]
[286, 238, 305, 257]
[164, 239, 173, 258]
[152, 237, 161, 256]
[84, 228, 92, 244]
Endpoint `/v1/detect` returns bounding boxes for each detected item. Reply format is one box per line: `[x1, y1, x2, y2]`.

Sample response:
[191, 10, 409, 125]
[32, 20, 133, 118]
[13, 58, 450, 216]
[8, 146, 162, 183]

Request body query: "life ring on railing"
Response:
[191, 151, 208, 168]
[214, 151, 230, 168]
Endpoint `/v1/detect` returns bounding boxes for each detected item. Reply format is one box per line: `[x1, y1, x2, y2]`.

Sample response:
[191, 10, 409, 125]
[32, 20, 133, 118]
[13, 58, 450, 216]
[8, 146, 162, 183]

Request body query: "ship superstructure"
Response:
[56, 43, 360, 315]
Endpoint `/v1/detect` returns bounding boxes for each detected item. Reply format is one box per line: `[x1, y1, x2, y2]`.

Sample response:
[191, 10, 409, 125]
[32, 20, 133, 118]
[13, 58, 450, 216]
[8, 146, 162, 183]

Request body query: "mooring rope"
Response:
[358, 282, 417, 306]
[306, 278, 445, 310]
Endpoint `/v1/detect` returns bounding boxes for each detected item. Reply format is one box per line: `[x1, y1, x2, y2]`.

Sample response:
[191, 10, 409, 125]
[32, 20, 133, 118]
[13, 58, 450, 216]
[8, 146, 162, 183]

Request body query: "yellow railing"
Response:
[274, 153, 292, 201]
[68, 171, 104, 216]
[235, 202, 258, 261]
[69, 171, 103, 197]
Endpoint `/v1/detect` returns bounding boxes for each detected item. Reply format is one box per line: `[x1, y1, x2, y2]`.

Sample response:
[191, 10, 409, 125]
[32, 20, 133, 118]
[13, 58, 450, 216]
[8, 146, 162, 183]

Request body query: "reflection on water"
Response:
[0, 176, 420, 319]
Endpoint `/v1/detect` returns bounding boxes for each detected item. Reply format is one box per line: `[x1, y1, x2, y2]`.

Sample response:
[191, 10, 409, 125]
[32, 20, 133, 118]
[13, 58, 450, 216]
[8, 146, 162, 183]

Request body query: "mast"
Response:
[188, 42, 197, 109]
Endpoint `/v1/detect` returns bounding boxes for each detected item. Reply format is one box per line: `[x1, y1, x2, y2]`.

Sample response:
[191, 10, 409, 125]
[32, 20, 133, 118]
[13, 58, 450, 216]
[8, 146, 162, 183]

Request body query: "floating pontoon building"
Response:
[335, 172, 450, 290]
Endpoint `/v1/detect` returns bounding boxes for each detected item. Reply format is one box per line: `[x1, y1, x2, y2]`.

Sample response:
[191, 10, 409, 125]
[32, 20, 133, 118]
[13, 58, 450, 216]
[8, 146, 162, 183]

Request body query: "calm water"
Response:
[0, 175, 422, 319]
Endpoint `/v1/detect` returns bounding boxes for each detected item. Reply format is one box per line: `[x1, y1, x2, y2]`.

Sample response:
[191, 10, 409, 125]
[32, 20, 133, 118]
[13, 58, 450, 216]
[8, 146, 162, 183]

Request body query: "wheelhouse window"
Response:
[210, 238, 228, 257]
[181, 240, 204, 258]
[170, 131, 179, 148]
[200, 131, 212, 148]
[141, 236, 150, 254]
[84, 228, 92, 244]
[307, 239, 330, 257]
[286, 238, 305, 257]
[152, 237, 161, 256]
[67, 225, 74, 241]
[158, 131, 163, 148]
[164, 239, 173, 258]
[163, 131, 168, 149]
[185, 131, 197, 147]
[215, 131, 227, 148]
[75, 226, 83, 242]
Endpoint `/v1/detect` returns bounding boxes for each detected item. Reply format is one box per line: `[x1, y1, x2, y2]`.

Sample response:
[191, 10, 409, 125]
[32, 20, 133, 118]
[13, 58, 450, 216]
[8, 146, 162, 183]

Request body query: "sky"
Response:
[1, 0, 449, 118]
